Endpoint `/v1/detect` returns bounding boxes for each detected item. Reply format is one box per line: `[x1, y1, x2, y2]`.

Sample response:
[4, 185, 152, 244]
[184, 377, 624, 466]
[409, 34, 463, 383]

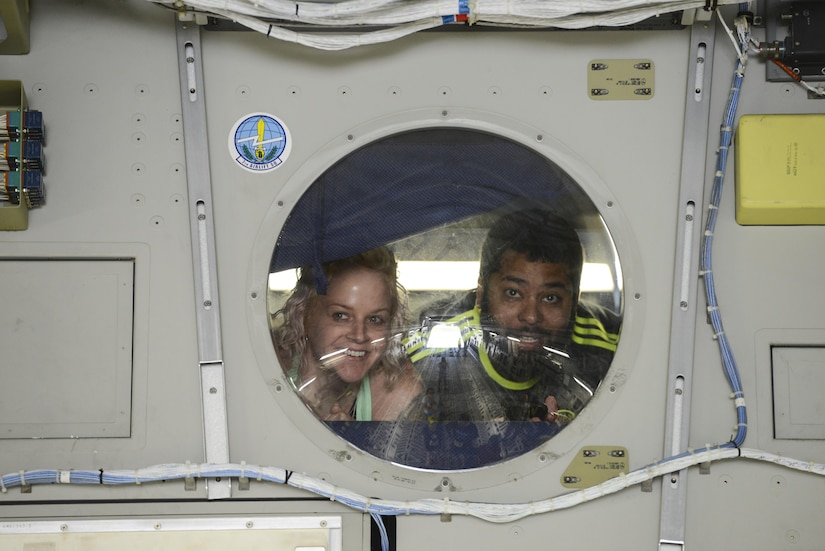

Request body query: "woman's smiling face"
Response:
[303, 266, 393, 384]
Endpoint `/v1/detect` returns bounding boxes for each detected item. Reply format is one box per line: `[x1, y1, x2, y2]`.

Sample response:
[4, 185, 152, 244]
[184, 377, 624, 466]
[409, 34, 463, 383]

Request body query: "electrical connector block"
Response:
[1, 141, 44, 172]
[1, 110, 45, 144]
[2, 170, 45, 208]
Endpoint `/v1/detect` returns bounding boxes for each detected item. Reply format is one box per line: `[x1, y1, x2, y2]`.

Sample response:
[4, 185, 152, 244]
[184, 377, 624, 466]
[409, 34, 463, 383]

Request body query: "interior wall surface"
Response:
[0, 0, 206, 497]
[220, 16, 683, 496]
[682, 17, 825, 551]
[0, 1, 824, 550]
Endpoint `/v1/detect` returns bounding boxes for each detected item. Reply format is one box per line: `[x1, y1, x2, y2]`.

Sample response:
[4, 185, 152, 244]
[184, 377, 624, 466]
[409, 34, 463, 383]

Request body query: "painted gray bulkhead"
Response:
[1, 1, 824, 549]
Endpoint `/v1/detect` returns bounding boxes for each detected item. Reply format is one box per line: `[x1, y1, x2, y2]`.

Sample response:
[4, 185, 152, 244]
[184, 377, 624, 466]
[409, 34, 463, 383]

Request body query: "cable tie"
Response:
[0, 475, 6, 493]
[135, 469, 141, 485]
[330, 486, 337, 502]
[284, 470, 293, 484]
[240, 461, 246, 480]
[365, 498, 371, 512]
[704, 230, 713, 237]
[405, 502, 411, 516]
[618, 471, 628, 488]
[59, 470, 71, 484]
[99, 469, 104, 485]
[184, 460, 193, 484]
[734, 397, 746, 408]
[19, 470, 25, 487]
[708, 204, 718, 210]
[707, 306, 718, 313]
[704, 444, 714, 458]
[714, 170, 725, 177]
[267, 24, 274, 38]
[443, 497, 450, 514]
[808, 461, 815, 472]
[713, 330, 724, 339]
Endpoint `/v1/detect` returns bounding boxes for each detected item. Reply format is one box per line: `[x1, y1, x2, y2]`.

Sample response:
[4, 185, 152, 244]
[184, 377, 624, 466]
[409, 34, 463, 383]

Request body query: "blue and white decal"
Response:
[228, 112, 291, 173]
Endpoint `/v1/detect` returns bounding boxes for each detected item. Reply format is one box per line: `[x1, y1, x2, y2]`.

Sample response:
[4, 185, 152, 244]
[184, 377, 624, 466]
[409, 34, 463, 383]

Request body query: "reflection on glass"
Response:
[267, 128, 624, 470]
[270, 260, 615, 293]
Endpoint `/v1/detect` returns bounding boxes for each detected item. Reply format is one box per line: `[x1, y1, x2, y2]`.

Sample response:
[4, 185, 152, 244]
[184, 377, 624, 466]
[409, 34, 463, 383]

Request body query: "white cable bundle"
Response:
[219, 11, 447, 49]
[149, 0, 742, 50]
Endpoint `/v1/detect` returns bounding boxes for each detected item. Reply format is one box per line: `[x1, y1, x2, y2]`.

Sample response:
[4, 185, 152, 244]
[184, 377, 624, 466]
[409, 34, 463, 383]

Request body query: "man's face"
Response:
[478, 250, 576, 354]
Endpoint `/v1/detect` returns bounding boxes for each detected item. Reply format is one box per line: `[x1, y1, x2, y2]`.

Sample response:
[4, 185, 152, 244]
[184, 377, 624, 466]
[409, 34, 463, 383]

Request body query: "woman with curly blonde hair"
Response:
[272, 247, 421, 421]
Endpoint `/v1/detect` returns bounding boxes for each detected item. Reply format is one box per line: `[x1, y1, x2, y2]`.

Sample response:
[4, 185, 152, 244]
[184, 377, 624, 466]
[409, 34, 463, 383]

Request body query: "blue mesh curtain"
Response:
[270, 128, 593, 277]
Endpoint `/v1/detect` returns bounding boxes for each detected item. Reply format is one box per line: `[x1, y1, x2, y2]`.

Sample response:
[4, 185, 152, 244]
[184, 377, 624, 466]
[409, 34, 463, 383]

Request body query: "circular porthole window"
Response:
[267, 127, 623, 471]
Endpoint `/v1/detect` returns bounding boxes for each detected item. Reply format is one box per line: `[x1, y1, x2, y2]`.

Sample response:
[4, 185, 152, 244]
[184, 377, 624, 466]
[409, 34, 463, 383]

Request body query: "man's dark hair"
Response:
[479, 209, 584, 295]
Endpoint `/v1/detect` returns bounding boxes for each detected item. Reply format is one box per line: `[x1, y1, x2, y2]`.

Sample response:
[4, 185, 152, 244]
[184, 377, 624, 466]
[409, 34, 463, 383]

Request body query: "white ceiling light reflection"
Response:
[269, 261, 616, 293]
[425, 324, 464, 349]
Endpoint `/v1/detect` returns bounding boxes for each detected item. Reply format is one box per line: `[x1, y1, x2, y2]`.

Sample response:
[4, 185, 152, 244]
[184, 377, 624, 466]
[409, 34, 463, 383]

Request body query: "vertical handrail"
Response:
[658, 19, 717, 550]
[175, 19, 232, 500]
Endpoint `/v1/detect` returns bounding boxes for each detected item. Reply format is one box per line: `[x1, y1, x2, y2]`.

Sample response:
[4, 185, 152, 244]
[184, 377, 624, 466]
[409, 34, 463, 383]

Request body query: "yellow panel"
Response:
[735, 114, 825, 225]
[561, 446, 629, 489]
[0, 0, 30, 55]
[587, 59, 654, 100]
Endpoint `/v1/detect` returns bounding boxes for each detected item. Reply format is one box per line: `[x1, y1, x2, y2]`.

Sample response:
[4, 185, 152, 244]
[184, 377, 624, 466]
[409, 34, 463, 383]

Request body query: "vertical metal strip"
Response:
[175, 19, 232, 500]
[658, 20, 717, 550]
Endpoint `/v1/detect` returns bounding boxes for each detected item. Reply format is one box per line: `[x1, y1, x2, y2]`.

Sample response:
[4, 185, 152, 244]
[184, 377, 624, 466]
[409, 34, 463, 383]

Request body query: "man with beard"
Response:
[405, 208, 621, 424]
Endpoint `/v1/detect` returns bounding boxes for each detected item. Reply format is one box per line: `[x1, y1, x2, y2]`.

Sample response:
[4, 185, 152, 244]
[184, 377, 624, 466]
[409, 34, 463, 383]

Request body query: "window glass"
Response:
[268, 128, 622, 470]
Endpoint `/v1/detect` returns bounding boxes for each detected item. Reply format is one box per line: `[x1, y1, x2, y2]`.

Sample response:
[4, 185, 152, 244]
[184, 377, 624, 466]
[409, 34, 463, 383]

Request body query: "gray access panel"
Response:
[772, 346, 825, 440]
[0, 258, 134, 439]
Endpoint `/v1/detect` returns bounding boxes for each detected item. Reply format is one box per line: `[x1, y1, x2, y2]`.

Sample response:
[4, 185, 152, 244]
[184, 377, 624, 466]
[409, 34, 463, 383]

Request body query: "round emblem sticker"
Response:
[228, 113, 291, 173]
